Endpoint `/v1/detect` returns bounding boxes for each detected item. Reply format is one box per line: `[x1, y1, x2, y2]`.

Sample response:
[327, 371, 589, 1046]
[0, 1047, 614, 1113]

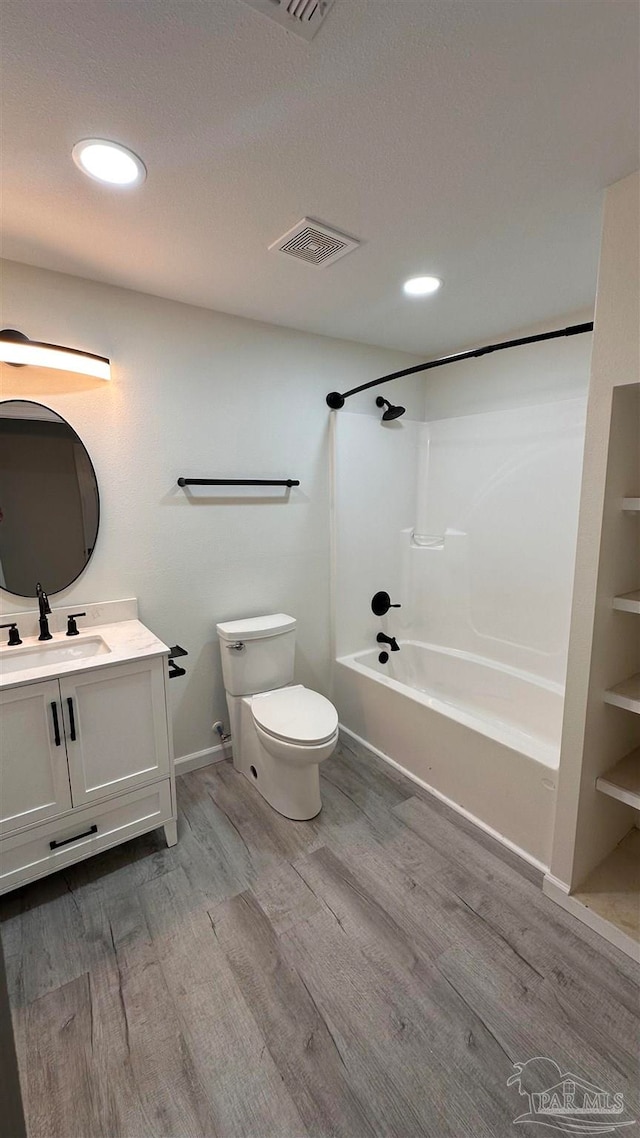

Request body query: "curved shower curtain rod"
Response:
[325, 321, 594, 410]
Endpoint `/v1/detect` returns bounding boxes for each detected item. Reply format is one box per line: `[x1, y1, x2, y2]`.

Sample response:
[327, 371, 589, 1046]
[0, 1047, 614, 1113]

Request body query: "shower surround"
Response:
[332, 395, 586, 867]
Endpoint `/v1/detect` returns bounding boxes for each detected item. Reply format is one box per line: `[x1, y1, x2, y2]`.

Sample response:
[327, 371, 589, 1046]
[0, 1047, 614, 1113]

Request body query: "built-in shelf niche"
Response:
[547, 381, 640, 959]
[603, 673, 640, 715]
[596, 747, 640, 810]
[544, 178, 640, 962]
[613, 589, 640, 613]
[574, 829, 640, 944]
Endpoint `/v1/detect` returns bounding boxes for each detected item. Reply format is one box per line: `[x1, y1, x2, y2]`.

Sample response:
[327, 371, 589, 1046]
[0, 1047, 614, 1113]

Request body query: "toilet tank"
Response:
[216, 613, 297, 696]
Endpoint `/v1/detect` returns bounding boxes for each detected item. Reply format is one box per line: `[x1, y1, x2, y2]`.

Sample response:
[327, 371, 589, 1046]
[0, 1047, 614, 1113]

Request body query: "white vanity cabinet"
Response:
[60, 658, 170, 805]
[0, 679, 73, 835]
[0, 639, 177, 896]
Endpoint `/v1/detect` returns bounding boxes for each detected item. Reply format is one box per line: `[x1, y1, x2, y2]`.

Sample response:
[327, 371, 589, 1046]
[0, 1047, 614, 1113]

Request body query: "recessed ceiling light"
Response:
[72, 139, 146, 187]
[403, 275, 442, 297]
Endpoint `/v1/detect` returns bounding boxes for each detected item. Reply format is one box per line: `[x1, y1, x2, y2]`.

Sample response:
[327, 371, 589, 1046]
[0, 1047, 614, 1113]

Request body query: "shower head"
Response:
[376, 396, 406, 421]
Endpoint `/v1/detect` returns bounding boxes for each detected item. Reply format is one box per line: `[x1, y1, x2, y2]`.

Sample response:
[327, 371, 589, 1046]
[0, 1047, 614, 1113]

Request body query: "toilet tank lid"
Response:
[216, 613, 296, 641]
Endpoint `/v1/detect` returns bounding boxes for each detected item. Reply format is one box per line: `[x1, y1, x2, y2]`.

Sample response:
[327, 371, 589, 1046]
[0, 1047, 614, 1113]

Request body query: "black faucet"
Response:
[36, 582, 52, 641]
[377, 632, 400, 652]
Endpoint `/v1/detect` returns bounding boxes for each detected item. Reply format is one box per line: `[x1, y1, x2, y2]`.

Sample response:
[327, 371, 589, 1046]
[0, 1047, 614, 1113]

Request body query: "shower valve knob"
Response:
[371, 591, 401, 617]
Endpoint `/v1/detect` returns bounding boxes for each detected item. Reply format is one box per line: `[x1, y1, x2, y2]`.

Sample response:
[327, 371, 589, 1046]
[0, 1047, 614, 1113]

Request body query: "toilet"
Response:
[216, 613, 338, 819]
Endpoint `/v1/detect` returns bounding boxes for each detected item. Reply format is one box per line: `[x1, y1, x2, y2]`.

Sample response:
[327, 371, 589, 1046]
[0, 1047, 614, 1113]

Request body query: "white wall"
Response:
[423, 311, 593, 420]
[0, 258, 423, 762]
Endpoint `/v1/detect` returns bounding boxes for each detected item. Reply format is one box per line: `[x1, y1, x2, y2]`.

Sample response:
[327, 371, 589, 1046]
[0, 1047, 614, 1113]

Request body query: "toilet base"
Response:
[239, 764, 323, 821]
[226, 693, 336, 820]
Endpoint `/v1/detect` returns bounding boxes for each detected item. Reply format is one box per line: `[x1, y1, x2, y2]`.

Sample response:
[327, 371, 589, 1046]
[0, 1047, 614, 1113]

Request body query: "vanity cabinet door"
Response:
[60, 658, 170, 807]
[0, 680, 73, 835]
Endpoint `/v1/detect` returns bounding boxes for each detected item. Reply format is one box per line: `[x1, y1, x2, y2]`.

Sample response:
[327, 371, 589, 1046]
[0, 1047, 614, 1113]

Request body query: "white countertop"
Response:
[0, 616, 170, 691]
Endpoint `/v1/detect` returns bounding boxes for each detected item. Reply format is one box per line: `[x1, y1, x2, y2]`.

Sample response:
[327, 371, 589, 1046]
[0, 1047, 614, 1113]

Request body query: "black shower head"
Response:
[376, 396, 406, 421]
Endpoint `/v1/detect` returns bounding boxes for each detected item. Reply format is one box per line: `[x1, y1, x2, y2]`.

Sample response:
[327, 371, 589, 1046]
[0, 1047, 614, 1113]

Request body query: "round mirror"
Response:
[0, 400, 100, 597]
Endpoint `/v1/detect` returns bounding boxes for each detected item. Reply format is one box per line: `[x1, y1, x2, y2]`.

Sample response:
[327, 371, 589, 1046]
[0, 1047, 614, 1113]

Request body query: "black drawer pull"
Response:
[50, 701, 61, 746]
[67, 696, 77, 741]
[50, 824, 97, 850]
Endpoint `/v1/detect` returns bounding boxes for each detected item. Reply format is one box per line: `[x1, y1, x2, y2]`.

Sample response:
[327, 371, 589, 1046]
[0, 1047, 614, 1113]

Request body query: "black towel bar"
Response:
[178, 478, 299, 488]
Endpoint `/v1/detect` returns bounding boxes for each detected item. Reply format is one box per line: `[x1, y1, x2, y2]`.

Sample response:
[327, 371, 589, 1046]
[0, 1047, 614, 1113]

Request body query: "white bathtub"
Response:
[335, 641, 560, 867]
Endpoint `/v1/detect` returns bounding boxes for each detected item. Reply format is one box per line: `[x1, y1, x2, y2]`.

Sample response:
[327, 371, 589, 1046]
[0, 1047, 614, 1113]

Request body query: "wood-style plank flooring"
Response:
[1, 737, 639, 1138]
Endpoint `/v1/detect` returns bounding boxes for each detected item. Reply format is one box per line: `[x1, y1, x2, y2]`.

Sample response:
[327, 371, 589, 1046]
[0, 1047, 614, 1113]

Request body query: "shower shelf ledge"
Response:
[622, 497, 640, 511]
[613, 590, 640, 614]
[596, 748, 640, 810]
[603, 674, 640, 715]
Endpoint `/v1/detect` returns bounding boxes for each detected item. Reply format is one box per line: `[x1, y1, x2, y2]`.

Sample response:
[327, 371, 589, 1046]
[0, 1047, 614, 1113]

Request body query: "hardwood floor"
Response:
[1, 738, 638, 1138]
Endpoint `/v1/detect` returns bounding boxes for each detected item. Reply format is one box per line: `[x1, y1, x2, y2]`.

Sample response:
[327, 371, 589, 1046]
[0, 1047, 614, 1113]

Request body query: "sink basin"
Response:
[0, 636, 111, 675]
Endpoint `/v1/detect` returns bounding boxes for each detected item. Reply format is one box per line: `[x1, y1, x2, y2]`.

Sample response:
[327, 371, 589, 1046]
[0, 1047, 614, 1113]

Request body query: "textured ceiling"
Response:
[1, 0, 638, 355]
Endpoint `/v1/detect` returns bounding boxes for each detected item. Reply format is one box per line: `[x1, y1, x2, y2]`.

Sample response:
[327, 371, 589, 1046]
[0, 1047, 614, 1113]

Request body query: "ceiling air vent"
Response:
[239, 0, 335, 42]
[269, 218, 360, 268]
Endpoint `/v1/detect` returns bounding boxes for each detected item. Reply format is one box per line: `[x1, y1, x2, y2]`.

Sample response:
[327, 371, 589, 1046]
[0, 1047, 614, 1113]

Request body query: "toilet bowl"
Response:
[254, 719, 339, 765]
[216, 614, 339, 820]
[249, 688, 338, 818]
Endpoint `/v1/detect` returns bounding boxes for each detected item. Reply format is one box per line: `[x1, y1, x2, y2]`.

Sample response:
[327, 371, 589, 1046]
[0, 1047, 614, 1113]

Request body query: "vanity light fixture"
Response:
[0, 329, 111, 381]
[72, 138, 146, 186]
[403, 275, 442, 297]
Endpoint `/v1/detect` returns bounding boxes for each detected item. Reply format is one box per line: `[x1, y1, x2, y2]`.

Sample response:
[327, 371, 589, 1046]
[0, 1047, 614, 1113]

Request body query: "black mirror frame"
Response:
[0, 398, 101, 599]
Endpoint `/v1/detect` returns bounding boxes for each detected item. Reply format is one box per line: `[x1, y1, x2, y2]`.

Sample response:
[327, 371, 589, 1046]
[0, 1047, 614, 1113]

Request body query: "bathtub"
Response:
[335, 641, 560, 867]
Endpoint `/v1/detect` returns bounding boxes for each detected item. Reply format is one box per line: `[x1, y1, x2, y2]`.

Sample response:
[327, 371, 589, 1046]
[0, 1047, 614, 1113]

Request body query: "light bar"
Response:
[0, 330, 110, 381]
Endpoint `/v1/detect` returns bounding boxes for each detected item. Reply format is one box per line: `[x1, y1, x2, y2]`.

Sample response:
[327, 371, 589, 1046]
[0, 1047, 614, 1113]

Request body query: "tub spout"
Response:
[377, 632, 400, 652]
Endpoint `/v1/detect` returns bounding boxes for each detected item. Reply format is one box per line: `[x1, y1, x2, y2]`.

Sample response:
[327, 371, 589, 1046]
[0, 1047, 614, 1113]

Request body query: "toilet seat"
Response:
[251, 685, 338, 747]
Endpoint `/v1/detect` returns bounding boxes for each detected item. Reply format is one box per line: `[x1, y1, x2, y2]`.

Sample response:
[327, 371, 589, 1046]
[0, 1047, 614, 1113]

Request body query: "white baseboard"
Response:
[542, 872, 570, 897]
[339, 723, 549, 875]
[543, 872, 640, 962]
[175, 742, 229, 774]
